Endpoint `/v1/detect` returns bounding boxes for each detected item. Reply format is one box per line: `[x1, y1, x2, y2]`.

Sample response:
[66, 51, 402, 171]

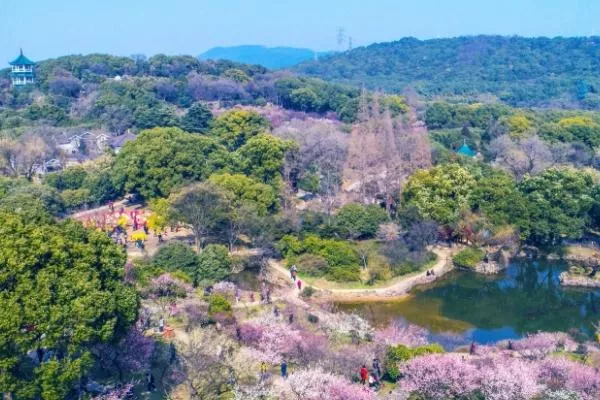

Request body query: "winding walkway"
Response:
[268, 245, 459, 301]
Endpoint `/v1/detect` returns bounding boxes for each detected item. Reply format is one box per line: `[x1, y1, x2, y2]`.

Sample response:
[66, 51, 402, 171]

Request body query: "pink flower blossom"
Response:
[400, 353, 480, 399]
[476, 355, 541, 400]
[282, 367, 376, 400]
[399, 350, 600, 400]
[539, 357, 600, 400]
[148, 273, 193, 298]
[374, 319, 428, 347]
[91, 384, 133, 400]
[511, 332, 577, 358]
[212, 281, 237, 299]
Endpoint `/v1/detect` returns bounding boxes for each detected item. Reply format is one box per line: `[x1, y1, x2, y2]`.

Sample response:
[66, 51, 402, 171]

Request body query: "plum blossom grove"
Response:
[394, 338, 600, 400]
[280, 367, 377, 400]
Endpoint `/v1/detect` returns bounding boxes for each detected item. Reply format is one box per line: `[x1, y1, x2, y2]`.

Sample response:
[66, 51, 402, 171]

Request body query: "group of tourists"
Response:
[425, 269, 436, 276]
[79, 205, 171, 252]
[360, 358, 382, 390]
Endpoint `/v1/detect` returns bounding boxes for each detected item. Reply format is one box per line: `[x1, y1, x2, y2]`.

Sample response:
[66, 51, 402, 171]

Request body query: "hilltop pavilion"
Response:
[9, 49, 36, 86]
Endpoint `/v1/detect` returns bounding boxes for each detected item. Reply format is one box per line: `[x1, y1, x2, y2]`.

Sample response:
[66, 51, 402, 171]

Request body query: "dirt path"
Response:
[269, 245, 458, 301]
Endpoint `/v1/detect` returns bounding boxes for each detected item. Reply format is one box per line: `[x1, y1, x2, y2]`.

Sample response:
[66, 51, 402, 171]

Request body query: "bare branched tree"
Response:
[489, 135, 552, 179]
[0, 129, 58, 179]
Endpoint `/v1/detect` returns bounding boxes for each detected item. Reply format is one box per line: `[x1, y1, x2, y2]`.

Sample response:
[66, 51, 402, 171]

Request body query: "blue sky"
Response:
[1, 0, 599, 64]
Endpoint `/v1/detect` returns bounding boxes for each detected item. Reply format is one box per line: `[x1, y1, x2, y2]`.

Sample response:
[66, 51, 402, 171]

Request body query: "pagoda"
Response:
[456, 141, 477, 158]
[9, 49, 35, 86]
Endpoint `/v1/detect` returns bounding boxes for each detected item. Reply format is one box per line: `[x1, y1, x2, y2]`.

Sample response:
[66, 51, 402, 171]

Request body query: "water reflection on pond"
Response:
[336, 260, 600, 344]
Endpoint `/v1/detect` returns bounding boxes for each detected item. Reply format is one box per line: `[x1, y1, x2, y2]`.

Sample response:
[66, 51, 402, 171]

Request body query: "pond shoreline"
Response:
[275, 244, 600, 303]
[559, 271, 600, 288]
[335, 258, 600, 342]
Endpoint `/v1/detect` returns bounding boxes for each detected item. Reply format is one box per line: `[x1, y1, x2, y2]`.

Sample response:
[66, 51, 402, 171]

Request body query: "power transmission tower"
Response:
[336, 27, 346, 50]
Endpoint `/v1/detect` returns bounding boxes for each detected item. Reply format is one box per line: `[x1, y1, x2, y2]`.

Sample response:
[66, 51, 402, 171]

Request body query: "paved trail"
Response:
[269, 246, 458, 301]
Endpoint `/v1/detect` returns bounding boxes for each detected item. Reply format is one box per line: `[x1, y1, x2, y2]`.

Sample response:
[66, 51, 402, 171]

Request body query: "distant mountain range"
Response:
[294, 35, 600, 109]
[198, 45, 333, 69]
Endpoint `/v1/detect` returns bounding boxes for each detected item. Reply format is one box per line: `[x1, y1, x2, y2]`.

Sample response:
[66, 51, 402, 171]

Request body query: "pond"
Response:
[336, 259, 600, 345]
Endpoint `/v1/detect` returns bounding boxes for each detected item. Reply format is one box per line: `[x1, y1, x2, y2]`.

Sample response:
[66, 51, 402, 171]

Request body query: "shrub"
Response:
[277, 234, 304, 257]
[383, 242, 437, 277]
[152, 242, 200, 277]
[170, 270, 193, 284]
[296, 253, 328, 276]
[60, 188, 92, 209]
[327, 265, 361, 282]
[279, 235, 362, 281]
[318, 240, 361, 269]
[452, 247, 485, 269]
[208, 294, 232, 316]
[301, 286, 317, 299]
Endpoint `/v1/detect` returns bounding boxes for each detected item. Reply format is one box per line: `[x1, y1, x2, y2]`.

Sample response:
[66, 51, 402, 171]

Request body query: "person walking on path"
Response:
[290, 265, 297, 281]
[146, 371, 155, 392]
[360, 365, 368, 385]
[297, 279, 302, 291]
[469, 342, 476, 355]
[159, 316, 165, 333]
[281, 359, 288, 378]
[372, 358, 381, 379]
[260, 361, 268, 381]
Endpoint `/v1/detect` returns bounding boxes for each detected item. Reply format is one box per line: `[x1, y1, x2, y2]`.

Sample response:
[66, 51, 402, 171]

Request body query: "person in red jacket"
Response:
[360, 365, 368, 385]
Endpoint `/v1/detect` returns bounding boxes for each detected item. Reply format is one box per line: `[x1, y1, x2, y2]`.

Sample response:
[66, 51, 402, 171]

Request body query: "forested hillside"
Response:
[0, 53, 361, 131]
[295, 35, 600, 109]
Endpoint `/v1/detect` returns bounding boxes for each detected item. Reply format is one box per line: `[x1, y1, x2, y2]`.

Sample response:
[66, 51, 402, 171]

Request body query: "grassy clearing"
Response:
[297, 255, 437, 290]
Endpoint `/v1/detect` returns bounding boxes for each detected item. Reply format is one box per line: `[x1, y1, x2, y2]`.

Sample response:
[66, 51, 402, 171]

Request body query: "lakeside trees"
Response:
[402, 163, 599, 245]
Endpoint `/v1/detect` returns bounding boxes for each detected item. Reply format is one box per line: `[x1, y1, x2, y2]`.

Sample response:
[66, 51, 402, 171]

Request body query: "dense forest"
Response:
[0, 53, 362, 132]
[295, 35, 600, 109]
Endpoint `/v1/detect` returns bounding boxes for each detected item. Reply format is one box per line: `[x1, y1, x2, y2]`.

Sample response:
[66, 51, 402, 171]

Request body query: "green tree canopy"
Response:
[208, 173, 278, 215]
[518, 167, 596, 244]
[210, 109, 270, 151]
[180, 102, 213, 133]
[197, 244, 231, 284]
[469, 169, 530, 231]
[112, 127, 229, 199]
[0, 214, 138, 399]
[402, 164, 476, 225]
[330, 203, 388, 239]
[44, 166, 88, 191]
[235, 134, 296, 185]
[169, 181, 228, 249]
[0, 183, 64, 216]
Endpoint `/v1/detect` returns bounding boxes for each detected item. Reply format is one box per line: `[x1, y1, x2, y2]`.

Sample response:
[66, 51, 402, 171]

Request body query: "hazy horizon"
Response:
[2, 0, 599, 64]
